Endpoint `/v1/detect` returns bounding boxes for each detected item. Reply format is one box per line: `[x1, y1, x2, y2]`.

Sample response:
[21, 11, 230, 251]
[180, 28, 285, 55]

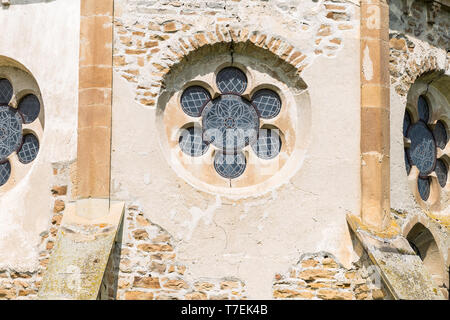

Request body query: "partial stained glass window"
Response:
[435, 159, 448, 188]
[0, 106, 22, 161]
[216, 67, 247, 94]
[407, 121, 436, 176]
[433, 121, 447, 150]
[0, 78, 13, 105]
[0, 160, 11, 187]
[418, 96, 430, 123]
[403, 110, 411, 137]
[251, 129, 282, 159]
[417, 177, 431, 201]
[179, 127, 209, 157]
[17, 134, 39, 164]
[214, 152, 246, 179]
[18, 94, 40, 124]
[181, 86, 210, 117]
[252, 89, 282, 119]
[404, 149, 411, 175]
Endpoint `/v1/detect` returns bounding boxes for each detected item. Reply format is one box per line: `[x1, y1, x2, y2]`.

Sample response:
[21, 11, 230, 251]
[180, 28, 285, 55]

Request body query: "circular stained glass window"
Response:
[177, 66, 285, 180]
[17, 134, 39, 164]
[216, 67, 247, 94]
[251, 129, 282, 160]
[406, 121, 436, 176]
[202, 94, 259, 152]
[0, 78, 13, 105]
[214, 152, 246, 179]
[433, 121, 447, 150]
[252, 89, 282, 119]
[0, 160, 11, 187]
[403, 93, 448, 204]
[18, 94, 41, 124]
[0, 106, 22, 160]
[180, 86, 211, 117]
[179, 126, 209, 157]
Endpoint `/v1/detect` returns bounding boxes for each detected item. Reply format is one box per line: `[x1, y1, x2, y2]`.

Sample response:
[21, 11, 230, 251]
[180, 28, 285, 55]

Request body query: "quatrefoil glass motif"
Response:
[0, 78, 41, 187]
[178, 67, 284, 179]
[403, 95, 448, 201]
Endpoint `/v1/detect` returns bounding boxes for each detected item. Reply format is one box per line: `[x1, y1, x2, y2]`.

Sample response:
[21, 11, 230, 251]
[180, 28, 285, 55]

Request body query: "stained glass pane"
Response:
[180, 86, 210, 117]
[404, 149, 411, 175]
[406, 121, 436, 175]
[18, 94, 40, 124]
[0, 106, 22, 161]
[202, 95, 259, 152]
[251, 129, 282, 159]
[0, 160, 11, 187]
[214, 152, 246, 179]
[179, 127, 209, 157]
[252, 89, 282, 119]
[403, 110, 411, 137]
[0, 78, 13, 105]
[433, 121, 447, 150]
[17, 134, 39, 164]
[216, 67, 247, 94]
[418, 96, 429, 123]
[435, 159, 448, 188]
[417, 177, 430, 201]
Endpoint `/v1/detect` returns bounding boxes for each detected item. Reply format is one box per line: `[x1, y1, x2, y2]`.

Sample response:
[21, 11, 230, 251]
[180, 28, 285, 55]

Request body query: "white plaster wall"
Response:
[0, 0, 79, 271]
[111, 0, 361, 299]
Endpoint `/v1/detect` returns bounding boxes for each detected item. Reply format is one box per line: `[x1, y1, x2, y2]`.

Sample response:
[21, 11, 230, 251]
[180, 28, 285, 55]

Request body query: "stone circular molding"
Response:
[0, 62, 44, 192]
[403, 81, 449, 210]
[157, 52, 311, 197]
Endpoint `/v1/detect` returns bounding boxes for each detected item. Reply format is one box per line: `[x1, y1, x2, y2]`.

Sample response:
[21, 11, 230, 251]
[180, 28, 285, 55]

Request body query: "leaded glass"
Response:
[251, 129, 282, 159]
[179, 127, 209, 157]
[252, 89, 282, 119]
[214, 152, 246, 179]
[18, 94, 40, 124]
[202, 95, 259, 152]
[407, 121, 436, 176]
[433, 121, 448, 150]
[435, 159, 448, 188]
[180, 86, 210, 117]
[404, 149, 411, 174]
[403, 110, 411, 137]
[17, 134, 39, 164]
[216, 67, 247, 94]
[417, 177, 430, 201]
[0, 78, 13, 105]
[418, 96, 429, 123]
[0, 106, 22, 161]
[0, 160, 11, 187]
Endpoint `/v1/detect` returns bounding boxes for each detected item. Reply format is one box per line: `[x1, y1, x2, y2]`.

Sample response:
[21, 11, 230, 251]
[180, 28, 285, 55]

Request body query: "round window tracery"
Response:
[177, 67, 284, 180]
[0, 76, 42, 188]
[403, 95, 449, 202]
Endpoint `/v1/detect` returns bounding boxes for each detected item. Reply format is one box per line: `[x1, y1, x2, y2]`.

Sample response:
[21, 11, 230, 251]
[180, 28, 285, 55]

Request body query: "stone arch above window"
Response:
[402, 73, 449, 211]
[156, 42, 311, 196]
[0, 57, 44, 193]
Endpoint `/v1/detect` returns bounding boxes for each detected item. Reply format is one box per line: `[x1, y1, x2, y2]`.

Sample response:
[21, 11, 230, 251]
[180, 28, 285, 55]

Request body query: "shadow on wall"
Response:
[407, 223, 449, 298]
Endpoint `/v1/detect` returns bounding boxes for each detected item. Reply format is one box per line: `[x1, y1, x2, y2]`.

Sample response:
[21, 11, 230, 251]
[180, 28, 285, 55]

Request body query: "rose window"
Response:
[0, 77, 41, 187]
[403, 95, 449, 201]
[178, 67, 283, 179]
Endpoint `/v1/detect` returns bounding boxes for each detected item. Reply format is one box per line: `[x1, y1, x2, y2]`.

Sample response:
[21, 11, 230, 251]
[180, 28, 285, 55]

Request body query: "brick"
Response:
[125, 291, 154, 300]
[133, 276, 161, 289]
[51, 186, 67, 196]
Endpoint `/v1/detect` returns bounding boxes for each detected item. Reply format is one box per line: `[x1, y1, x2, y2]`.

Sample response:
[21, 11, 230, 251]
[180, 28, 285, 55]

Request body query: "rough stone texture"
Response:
[272, 252, 390, 300]
[113, 0, 357, 106]
[99, 206, 247, 300]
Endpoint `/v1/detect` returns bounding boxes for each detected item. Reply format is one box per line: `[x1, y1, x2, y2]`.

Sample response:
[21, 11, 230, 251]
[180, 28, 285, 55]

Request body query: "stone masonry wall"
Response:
[272, 252, 390, 300]
[0, 161, 75, 300]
